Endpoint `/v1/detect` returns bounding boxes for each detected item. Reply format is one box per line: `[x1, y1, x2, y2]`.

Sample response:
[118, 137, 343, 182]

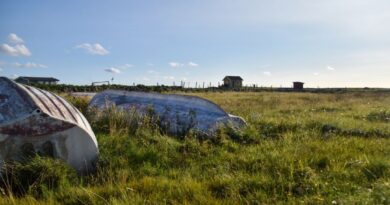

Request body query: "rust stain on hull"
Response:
[0, 114, 76, 136]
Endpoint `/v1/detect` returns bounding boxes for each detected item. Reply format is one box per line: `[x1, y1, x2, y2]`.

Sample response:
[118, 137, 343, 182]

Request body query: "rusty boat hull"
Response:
[0, 77, 98, 173]
[89, 90, 246, 136]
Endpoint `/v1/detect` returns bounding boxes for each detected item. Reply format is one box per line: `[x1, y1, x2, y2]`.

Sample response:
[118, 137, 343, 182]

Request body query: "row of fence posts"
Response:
[156, 81, 277, 90]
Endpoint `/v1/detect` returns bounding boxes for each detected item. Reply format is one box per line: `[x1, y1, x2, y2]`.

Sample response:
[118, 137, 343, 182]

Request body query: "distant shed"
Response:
[15, 76, 59, 85]
[293, 81, 304, 90]
[223, 76, 243, 88]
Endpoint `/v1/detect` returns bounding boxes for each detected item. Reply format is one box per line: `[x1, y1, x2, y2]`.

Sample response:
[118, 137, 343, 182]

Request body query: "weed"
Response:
[367, 110, 390, 122]
[362, 161, 389, 181]
[0, 157, 76, 198]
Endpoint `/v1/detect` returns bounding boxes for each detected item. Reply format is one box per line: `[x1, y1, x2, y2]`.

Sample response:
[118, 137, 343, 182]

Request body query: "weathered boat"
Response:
[89, 90, 246, 136]
[0, 77, 98, 173]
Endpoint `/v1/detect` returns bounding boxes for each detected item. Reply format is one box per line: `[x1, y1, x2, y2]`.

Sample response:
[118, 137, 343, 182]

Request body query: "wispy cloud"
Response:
[13, 62, 47, 68]
[163, 76, 175, 80]
[263, 71, 272, 76]
[147, 70, 158, 75]
[122, 64, 133, 68]
[260, 64, 271, 68]
[8, 33, 24, 44]
[104, 67, 121, 74]
[313, 72, 320, 76]
[169, 62, 184, 68]
[103, 64, 132, 74]
[327, 66, 335, 71]
[170, 61, 198, 68]
[116, 64, 133, 70]
[188, 62, 199, 67]
[0, 61, 47, 68]
[147, 63, 154, 66]
[141, 77, 150, 82]
[75, 43, 109, 55]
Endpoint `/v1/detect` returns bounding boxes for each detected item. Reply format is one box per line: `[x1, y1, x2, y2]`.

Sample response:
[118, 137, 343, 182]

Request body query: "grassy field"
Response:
[1, 91, 390, 204]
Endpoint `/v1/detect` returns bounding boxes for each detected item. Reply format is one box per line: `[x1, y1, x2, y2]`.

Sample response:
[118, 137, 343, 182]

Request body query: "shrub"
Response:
[0, 156, 77, 198]
[257, 121, 300, 139]
[320, 124, 340, 135]
[208, 178, 233, 199]
[63, 95, 90, 115]
[239, 179, 263, 197]
[291, 168, 317, 197]
[362, 161, 389, 181]
[367, 110, 390, 122]
[87, 105, 156, 136]
[311, 157, 330, 170]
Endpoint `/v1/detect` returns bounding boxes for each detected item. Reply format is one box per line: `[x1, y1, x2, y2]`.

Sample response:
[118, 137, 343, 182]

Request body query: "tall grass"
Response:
[1, 91, 389, 204]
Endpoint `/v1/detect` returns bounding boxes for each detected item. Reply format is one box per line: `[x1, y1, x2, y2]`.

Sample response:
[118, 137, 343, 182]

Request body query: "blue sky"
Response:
[1, 0, 390, 87]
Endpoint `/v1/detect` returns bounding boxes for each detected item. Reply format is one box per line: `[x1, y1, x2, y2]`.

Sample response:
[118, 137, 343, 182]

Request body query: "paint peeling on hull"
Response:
[0, 77, 98, 174]
[89, 90, 246, 136]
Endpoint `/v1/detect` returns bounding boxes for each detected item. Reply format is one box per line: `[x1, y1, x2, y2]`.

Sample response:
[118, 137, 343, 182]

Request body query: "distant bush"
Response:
[310, 122, 390, 138]
[63, 95, 90, 115]
[32, 83, 217, 93]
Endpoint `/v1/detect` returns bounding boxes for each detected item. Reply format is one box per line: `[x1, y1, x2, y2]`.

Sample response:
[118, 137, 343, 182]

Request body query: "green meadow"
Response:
[1, 91, 390, 204]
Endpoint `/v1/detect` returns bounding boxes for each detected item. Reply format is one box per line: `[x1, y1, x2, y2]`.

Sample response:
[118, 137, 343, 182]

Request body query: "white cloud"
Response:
[25, 62, 47, 68]
[0, 44, 31, 56]
[0, 68, 2, 72]
[104, 67, 121, 74]
[147, 63, 154, 66]
[313, 72, 320, 76]
[8, 33, 24, 44]
[327, 66, 335, 71]
[13, 62, 47, 68]
[188, 62, 199, 67]
[263, 71, 272, 76]
[147, 70, 158, 75]
[13, 62, 21, 67]
[103, 64, 132, 74]
[259, 64, 271, 68]
[75, 43, 109, 55]
[169, 62, 184, 68]
[123, 64, 133, 68]
[163, 76, 175, 80]
[116, 64, 133, 70]
[0, 33, 31, 57]
[142, 77, 151, 82]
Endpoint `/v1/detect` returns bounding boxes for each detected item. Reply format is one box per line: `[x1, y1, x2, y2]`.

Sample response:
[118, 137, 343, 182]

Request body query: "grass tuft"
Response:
[1, 91, 390, 204]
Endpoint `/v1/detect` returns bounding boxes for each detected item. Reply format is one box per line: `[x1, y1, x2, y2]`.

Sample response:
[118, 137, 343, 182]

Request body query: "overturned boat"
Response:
[89, 90, 246, 136]
[0, 77, 98, 173]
